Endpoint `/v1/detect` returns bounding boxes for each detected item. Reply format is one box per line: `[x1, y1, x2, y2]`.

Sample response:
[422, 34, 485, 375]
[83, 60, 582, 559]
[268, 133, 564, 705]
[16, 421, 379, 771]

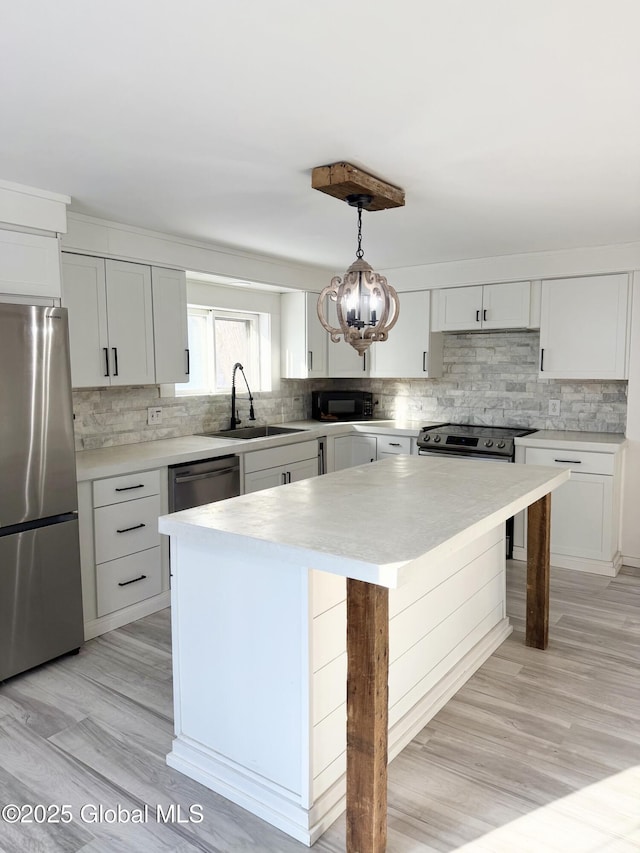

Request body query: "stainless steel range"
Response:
[417, 423, 536, 556]
[417, 423, 535, 462]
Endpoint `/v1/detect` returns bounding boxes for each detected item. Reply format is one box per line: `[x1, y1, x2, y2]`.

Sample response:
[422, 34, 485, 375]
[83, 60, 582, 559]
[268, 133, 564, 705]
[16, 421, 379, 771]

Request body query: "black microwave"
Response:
[312, 390, 374, 421]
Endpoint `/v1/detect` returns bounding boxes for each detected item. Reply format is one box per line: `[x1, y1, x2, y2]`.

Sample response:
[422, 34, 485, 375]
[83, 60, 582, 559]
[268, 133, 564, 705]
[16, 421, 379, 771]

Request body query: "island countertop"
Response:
[159, 454, 570, 588]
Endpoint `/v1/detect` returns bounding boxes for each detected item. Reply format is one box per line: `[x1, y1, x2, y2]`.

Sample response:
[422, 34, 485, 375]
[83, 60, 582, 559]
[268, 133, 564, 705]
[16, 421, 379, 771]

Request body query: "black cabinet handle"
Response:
[281, 472, 287, 485]
[115, 484, 145, 492]
[389, 442, 401, 447]
[118, 574, 147, 587]
[363, 352, 367, 371]
[116, 522, 146, 534]
[112, 347, 119, 376]
[540, 348, 545, 371]
[103, 348, 110, 377]
[554, 458, 582, 464]
[483, 309, 487, 321]
[185, 348, 190, 376]
[476, 310, 480, 322]
[308, 350, 313, 371]
[422, 351, 427, 372]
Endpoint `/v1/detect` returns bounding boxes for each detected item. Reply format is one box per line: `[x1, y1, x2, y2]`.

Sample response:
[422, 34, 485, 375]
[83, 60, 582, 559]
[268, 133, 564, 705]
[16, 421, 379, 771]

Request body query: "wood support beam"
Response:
[346, 578, 389, 853]
[526, 493, 551, 649]
[312, 162, 405, 211]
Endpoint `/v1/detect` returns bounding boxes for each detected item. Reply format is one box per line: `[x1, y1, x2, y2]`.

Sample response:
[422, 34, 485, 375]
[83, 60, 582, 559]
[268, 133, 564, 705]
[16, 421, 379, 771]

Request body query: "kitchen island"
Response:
[159, 455, 569, 850]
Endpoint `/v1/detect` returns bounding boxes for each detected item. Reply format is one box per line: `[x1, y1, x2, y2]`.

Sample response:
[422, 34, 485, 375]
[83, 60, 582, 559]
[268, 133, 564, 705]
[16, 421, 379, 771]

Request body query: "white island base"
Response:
[166, 522, 509, 845]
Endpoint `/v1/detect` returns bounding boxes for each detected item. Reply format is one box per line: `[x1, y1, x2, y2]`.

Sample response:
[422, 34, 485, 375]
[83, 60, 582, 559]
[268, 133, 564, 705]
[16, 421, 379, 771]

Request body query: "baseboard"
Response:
[510, 547, 621, 577]
[622, 555, 640, 569]
[83, 591, 171, 640]
[167, 617, 512, 845]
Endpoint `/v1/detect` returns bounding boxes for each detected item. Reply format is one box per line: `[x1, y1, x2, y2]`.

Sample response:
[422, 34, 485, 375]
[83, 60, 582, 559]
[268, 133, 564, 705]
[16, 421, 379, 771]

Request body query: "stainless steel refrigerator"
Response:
[0, 303, 83, 681]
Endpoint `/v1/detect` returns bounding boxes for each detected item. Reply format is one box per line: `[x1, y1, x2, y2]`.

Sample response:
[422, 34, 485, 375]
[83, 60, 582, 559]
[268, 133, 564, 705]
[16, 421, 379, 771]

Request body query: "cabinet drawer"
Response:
[96, 547, 162, 616]
[376, 435, 411, 455]
[244, 440, 317, 474]
[525, 447, 615, 475]
[94, 494, 161, 563]
[93, 469, 161, 507]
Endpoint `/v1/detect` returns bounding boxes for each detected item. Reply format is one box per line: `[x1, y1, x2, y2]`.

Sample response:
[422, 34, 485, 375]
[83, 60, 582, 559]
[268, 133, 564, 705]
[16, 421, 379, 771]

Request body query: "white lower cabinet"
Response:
[330, 432, 413, 471]
[513, 438, 625, 575]
[243, 440, 319, 494]
[77, 468, 170, 637]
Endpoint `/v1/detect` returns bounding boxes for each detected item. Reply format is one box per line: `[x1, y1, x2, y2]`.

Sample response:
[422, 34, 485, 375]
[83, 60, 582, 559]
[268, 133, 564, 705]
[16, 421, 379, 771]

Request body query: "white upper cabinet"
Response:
[539, 274, 630, 379]
[370, 290, 443, 378]
[151, 266, 189, 384]
[281, 291, 327, 378]
[325, 295, 370, 378]
[433, 281, 531, 331]
[61, 253, 155, 387]
[0, 229, 62, 299]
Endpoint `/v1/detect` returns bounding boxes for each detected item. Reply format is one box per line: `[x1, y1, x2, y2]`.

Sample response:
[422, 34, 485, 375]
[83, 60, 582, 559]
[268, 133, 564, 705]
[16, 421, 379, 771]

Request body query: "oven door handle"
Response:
[418, 449, 510, 462]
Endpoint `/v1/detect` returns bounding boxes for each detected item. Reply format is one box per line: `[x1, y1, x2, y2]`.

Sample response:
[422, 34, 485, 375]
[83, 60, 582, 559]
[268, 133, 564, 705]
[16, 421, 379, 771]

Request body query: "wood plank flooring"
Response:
[1, 562, 639, 852]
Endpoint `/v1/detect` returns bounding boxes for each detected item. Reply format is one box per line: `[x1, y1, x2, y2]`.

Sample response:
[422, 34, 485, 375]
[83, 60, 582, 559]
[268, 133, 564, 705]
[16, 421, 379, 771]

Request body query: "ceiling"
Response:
[2, 1, 640, 272]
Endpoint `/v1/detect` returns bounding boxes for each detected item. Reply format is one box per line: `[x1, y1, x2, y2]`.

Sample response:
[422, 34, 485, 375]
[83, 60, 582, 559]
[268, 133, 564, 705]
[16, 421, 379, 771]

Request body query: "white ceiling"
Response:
[2, 1, 640, 272]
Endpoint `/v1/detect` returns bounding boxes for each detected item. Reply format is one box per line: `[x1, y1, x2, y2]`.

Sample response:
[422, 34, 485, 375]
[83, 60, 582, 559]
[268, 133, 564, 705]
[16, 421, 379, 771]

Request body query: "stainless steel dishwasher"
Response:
[168, 455, 240, 512]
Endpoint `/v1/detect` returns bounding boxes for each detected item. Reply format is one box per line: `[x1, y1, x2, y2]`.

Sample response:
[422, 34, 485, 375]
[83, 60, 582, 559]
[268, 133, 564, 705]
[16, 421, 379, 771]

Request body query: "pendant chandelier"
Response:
[317, 193, 400, 356]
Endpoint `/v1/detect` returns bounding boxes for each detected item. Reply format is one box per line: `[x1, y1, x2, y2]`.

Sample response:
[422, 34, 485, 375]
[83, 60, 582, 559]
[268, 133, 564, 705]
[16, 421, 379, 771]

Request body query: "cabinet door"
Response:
[332, 435, 354, 472]
[281, 291, 327, 378]
[371, 290, 443, 378]
[433, 286, 483, 331]
[539, 274, 629, 379]
[549, 474, 614, 561]
[151, 267, 189, 384]
[105, 260, 155, 386]
[351, 435, 377, 466]
[288, 457, 318, 484]
[61, 253, 109, 388]
[0, 230, 61, 298]
[244, 467, 287, 494]
[481, 282, 530, 329]
[326, 296, 370, 377]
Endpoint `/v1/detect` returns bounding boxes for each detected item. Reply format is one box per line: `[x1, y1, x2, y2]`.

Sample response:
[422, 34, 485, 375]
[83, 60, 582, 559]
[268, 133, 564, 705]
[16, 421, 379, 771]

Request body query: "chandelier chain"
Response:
[356, 203, 364, 259]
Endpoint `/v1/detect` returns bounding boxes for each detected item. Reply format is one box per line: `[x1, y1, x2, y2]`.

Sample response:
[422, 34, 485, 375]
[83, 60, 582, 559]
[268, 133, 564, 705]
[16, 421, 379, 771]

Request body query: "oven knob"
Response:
[423, 435, 430, 442]
[433, 435, 441, 443]
[484, 439, 493, 447]
[497, 440, 505, 449]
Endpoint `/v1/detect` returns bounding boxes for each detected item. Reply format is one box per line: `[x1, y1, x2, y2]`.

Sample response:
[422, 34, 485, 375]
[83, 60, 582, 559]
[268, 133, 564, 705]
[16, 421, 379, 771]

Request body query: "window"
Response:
[176, 306, 266, 395]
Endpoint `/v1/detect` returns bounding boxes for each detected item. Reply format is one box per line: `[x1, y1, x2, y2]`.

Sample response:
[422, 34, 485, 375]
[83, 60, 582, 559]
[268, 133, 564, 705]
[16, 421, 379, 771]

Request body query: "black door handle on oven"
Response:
[116, 523, 146, 534]
[118, 574, 147, 587]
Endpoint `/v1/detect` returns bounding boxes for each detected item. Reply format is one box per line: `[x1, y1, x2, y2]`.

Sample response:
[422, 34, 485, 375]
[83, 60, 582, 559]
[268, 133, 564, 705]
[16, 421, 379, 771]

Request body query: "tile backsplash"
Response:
[322, 330, 627, 432]
[73, 330, 627, 450]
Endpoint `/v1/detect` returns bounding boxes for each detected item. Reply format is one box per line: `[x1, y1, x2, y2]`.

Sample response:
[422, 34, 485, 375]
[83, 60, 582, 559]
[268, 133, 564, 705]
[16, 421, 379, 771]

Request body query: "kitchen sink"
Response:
[198, 425, 306, 440]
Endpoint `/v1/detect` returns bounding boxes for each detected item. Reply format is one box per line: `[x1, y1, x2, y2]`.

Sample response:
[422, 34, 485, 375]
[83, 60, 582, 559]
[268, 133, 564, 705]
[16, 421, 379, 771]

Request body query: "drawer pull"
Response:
[114, 484, 145, 492]
[116, 523, 146, 533]
[118, 574, 147, 587]
[554, 458, 582, 464]
[389, 442, 401, 447]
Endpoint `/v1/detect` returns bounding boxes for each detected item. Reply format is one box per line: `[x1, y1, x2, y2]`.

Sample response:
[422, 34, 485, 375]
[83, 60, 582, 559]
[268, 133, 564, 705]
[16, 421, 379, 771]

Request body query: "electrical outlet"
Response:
[147, 407, 163, 425]
[548, 399, 561, 417]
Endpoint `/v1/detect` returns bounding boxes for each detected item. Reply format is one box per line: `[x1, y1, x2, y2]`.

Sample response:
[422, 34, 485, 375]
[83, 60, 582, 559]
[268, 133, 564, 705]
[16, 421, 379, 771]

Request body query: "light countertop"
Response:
[516, 430, 626, 453]
[159, 455, 569, 588]
[74, 419, 437, 481]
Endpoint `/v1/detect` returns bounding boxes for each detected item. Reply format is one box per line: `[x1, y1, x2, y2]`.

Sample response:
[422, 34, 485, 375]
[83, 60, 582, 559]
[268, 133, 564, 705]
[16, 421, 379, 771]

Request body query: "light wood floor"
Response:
[0, 562, 639, 852]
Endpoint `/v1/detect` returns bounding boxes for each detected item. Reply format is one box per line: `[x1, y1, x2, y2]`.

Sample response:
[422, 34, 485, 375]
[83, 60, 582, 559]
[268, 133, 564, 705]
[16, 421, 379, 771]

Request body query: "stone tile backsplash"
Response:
[322, 330, 627, 432]
[73, 330, 627, 450]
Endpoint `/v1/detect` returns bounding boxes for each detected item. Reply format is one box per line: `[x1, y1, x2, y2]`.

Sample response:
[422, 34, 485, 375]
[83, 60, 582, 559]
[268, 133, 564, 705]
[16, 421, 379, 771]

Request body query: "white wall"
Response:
[622, 273, 640, 565]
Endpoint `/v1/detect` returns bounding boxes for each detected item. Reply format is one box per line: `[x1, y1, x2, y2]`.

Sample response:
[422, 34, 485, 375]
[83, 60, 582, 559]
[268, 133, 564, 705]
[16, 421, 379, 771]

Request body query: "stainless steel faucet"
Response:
[230, 362, 256, 429]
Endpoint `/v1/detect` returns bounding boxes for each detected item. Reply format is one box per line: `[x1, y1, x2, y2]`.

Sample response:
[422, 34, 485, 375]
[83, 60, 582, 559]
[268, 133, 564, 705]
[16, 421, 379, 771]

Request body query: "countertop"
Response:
[74, 419, 434, 481]
[515, 429, 626, 453]
[75, 422, 626, 481]
[158, 455, 569, 588]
